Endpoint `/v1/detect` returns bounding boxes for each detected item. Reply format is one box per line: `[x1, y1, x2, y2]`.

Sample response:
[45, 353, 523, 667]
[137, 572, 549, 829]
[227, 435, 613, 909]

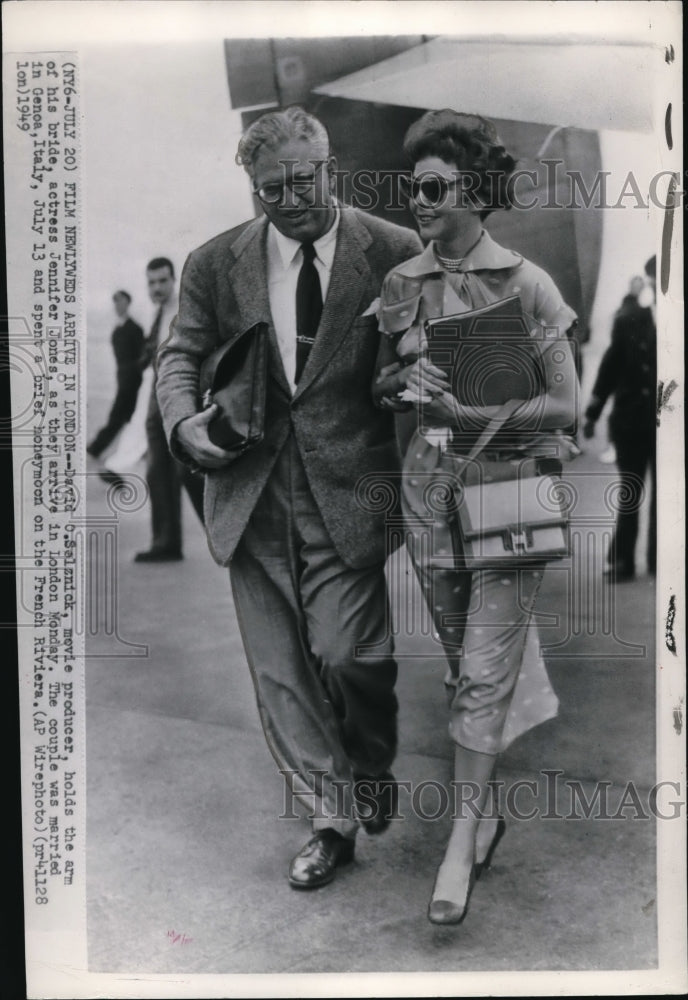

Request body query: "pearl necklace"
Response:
[434, 251, 465, 272]
[433, 233, 484, 272]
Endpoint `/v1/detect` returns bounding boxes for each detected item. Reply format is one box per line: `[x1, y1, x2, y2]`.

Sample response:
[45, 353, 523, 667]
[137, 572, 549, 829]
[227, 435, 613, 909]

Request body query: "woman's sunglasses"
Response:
[400, 172, 463, 207]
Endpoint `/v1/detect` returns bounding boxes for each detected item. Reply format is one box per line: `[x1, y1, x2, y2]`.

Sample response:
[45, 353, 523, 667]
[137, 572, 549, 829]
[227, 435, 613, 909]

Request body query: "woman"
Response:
[373, 110, 579, 925]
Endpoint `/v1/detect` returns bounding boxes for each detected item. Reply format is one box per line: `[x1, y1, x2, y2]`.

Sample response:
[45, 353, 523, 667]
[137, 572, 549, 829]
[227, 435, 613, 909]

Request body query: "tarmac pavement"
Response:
[85, 441, 659, 976]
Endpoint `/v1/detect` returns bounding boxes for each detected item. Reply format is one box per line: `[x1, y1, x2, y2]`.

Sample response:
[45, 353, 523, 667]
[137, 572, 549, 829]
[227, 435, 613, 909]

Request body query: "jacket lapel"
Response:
[227, 217, 291, 397]
[292, 206, 372, 400]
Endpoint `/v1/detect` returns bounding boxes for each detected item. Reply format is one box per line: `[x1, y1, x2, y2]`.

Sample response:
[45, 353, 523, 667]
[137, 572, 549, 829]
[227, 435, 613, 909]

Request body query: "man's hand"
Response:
[176, 405, 237, 469]
[379, 395, 413, 412]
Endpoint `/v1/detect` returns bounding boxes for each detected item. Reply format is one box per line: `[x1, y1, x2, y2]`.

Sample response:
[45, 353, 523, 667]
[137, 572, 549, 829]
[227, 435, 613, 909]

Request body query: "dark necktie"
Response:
[295, 242, 322, 383]
[142, 305, 163, 370]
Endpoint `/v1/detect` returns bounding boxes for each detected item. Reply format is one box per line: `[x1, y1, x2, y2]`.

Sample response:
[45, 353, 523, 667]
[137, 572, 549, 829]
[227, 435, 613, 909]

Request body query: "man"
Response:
[156, 107, 421, 888]
[87, 290, 144, 458]
[583, 255, 657, 580]
[596, 275, 647, 465]
[135, 257, 205, 563]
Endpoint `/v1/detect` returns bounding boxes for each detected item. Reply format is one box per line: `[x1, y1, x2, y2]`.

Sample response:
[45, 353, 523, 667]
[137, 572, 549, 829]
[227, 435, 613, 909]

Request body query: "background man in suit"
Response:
[87, 290, 144, 457]
[583, 255, 657, 580]
[156, 107, 421, 888]
[135, 257, 205, 563]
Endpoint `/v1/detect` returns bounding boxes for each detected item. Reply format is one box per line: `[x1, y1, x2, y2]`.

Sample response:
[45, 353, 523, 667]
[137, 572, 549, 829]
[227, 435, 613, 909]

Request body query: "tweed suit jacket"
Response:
[156, 206, 422, 568]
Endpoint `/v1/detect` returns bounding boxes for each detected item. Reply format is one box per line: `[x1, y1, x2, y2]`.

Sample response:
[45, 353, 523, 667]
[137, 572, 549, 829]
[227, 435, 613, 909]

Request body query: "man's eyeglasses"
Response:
[253, 160, 328, 205]
[400, 172, 463, 207]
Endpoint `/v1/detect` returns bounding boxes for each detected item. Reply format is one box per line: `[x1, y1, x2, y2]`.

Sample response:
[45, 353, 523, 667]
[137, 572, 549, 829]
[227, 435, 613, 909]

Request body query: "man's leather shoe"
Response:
[98, 469, 127, 490]
[288, 829, 355, 890]
[603, 563, 635, 582]
[354, 771, 398, 835]
[134, 547, 183, 563]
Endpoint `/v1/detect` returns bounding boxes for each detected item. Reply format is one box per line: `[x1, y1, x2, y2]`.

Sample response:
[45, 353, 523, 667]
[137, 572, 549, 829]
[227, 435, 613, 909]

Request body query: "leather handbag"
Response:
[199, 322, 268, 455]
[451, 400, 570, 568]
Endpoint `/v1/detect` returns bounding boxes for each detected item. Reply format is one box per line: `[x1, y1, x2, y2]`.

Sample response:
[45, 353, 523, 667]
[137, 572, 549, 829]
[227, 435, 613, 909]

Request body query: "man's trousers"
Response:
[88, 365, 142, 456]
[229, 435, 398, 839]
[611, 433, 656, 574]
[145, 384, 205, 552]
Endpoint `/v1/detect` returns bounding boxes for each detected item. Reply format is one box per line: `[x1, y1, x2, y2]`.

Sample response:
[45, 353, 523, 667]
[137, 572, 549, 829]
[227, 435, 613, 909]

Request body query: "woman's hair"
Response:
[403, 109, 516, 218]
[236, 106, 331, 175]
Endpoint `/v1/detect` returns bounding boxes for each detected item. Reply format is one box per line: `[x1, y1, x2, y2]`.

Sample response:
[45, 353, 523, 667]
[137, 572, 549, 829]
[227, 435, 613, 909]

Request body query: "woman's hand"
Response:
[374, 357, 449, 410]
[401, 357, 450, 400]
[409, 390, 456, 423]
[414, 391, 503, 428]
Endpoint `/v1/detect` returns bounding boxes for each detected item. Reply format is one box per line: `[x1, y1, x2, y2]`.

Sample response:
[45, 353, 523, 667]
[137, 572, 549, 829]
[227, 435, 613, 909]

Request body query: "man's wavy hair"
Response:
[403, 109, 517, 219]
[236, 106, 331, 176]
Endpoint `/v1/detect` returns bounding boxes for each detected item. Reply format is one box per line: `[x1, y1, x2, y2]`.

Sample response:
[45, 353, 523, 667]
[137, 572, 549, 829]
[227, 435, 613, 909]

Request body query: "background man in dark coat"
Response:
[583, 255, 657, 580]
[156, 107, 421, 889]
[87, 290, 144, 457]
[134, 258, 205, 562]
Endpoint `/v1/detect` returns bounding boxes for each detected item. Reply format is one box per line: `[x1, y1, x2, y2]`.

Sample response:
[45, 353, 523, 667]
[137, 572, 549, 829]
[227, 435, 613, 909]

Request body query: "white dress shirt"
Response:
[266, 210, 340, 392]
[155, 292, 178, 345]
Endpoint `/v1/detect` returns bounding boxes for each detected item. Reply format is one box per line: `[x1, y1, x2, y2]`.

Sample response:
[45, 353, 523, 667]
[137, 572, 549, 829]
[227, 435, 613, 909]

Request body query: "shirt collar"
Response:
[395, 229, 522, 279]
[159, 292, 178, 314]
[269, 205, 340, 270]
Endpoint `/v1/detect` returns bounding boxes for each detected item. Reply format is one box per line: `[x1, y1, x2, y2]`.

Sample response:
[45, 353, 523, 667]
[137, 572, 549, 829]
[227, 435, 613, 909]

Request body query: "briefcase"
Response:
[455, 472, 570, 568]
[199, 322, 268, 454]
